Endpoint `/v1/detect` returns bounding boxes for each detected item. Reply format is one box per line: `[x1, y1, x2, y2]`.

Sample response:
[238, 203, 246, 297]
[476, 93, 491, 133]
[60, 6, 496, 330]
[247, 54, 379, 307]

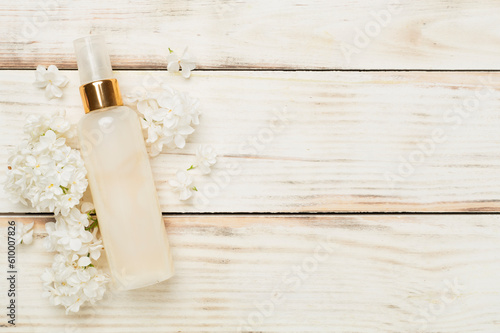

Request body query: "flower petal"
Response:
[181, 66, 192, 78]
[44, 84, 54, 99]
[177, 126, 194, 135]
[47, 65, 59, 73]
[174, 134, 185, 148]
[69, 238, 82, 251]
[78, 256, 91, 267]
[167, 61, 180, 73]
[52, 74, 69, 87]
[50, 84, 63, 98]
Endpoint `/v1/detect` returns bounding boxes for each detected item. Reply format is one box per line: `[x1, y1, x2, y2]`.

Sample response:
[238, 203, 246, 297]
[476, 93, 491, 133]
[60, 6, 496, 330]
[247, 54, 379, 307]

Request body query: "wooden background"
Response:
[2, 0, 500, 332]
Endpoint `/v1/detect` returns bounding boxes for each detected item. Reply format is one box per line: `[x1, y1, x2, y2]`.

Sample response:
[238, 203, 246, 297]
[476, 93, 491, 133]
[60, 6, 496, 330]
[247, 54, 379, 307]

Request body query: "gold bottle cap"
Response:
[79, 79, 123, 113]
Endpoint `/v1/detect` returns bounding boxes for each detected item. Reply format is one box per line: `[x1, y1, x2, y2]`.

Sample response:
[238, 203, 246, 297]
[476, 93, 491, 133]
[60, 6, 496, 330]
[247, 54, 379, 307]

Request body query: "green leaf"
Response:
[168, 48, 174, 54]
[85, 220, 99, 231]
[85, 211, 99, 232]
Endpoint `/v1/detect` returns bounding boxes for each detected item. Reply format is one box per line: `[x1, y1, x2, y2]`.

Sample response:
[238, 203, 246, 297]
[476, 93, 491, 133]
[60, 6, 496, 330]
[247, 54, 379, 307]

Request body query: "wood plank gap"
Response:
[5, 68, 500, 72]
[3, 212, 500, 217]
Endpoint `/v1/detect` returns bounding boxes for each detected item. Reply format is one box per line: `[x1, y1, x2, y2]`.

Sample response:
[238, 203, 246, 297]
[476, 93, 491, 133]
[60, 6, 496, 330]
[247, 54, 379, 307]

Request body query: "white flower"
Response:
[41, 254, 109, 314]
[167, 48, 196, 78]
[157, 91, 187, 129]
[137, 98, 165, 143]
[178, 91, 201, 126]
[16, 221, 34, 245]
[130, 85, 201, 156]
[163, 125, 195, 149]
[42, 203, 108, 313]
[7, 111, 107, 314]
[44, 209, 96, 254]
[3, 114, 87, 216]
[194, 145, 217, 174]
[25, 110, 73, 139]
[44, 206, 103, 259]
[45, 220, 91, 253]
[33, 65, 69, 99]
[169, 171, 195, 200]
[82, 230, 104, 261]
[34, 130, 66, 153]
[61, 206, 90, 229]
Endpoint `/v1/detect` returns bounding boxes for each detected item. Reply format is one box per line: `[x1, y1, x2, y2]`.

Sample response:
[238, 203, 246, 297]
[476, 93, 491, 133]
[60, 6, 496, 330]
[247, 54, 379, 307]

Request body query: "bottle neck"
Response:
[79, 79, 123, 114]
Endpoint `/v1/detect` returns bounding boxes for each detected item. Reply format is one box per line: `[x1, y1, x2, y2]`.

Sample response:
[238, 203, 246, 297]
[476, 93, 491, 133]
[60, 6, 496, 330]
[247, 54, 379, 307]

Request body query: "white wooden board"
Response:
[2, 1, 500, 69]
[1, 215, 500, 332]
[2, 70, 500, 213]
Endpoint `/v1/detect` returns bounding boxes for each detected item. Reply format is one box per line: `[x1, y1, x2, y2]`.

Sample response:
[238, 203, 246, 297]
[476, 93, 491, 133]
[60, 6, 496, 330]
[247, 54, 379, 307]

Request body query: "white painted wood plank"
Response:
[2, 70, 500, 213]
[2, 0, 500, 69]
[1, 215, 500, 332]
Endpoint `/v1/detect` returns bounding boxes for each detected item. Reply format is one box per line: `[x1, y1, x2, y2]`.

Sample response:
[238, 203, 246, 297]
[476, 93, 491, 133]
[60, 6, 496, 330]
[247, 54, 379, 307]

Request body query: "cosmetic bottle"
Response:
[74, 35, 174, 290]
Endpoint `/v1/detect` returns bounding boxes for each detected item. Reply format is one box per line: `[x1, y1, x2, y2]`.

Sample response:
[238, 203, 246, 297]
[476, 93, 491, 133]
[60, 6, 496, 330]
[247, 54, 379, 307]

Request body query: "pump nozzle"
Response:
[74, 35, 114, 85]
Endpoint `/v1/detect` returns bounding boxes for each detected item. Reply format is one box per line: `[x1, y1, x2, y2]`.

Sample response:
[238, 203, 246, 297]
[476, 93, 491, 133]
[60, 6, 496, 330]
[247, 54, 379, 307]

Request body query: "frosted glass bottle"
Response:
[74, 35, 174, 290]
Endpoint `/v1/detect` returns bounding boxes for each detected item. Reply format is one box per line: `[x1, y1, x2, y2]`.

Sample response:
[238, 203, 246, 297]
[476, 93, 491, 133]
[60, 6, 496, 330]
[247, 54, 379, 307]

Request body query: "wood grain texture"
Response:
[1, 215, 500, 332]
[2, 1, 500, 332]
[2, 0, 500, 69]
[2, 70, 500, 213]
